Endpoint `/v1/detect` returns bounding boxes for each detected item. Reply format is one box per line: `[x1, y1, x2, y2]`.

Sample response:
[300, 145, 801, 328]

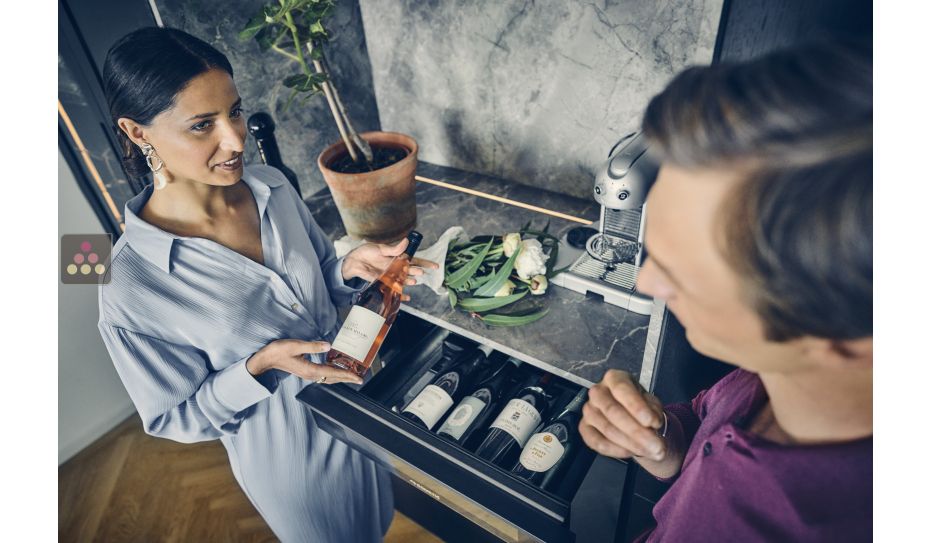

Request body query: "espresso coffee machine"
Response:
[550, 132, 659, 315]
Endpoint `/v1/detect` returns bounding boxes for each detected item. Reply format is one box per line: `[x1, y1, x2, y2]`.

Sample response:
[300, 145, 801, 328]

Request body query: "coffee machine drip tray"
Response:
[550, 226, 654, 316]
[585, 233, 641, 265]
[570, 252, 639, 291]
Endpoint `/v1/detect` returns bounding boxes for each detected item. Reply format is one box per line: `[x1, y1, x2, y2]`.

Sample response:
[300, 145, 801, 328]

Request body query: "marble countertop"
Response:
[306, 162, 653, 387]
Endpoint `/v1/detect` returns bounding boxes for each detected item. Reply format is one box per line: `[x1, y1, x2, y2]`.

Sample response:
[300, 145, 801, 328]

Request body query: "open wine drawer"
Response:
[296, 312, 623, 542]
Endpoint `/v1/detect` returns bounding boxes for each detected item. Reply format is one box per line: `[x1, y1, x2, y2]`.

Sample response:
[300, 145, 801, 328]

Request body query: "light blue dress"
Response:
[97, 164, 393, 542]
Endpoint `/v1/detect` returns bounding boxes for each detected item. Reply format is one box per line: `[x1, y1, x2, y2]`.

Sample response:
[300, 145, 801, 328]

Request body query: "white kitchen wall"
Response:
[58, 150, 135, 464]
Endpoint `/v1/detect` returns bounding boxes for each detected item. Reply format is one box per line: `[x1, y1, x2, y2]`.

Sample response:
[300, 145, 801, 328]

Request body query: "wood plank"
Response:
[59, 414, 439, 542]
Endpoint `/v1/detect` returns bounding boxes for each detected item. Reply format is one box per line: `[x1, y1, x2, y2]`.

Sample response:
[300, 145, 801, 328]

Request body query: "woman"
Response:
[97, 27, 435, 541]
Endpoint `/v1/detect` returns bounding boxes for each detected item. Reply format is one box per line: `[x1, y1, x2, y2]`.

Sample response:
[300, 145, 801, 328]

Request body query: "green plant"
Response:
[240, 0, 373, 166]
[444, 221, 568, 327]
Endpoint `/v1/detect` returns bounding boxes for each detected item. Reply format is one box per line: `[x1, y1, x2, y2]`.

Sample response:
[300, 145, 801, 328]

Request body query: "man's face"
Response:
[636, 164, 811, 374]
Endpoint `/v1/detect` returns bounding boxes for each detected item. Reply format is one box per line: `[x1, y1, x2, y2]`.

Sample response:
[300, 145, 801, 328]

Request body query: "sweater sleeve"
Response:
[664, 397, 706, 449]
[649, 369, 744, 483]
[98, 322, 278, 443]
[663, 369, 744, 447]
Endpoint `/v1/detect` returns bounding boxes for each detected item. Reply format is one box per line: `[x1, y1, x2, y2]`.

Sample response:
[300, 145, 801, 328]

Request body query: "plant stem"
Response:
[282, 11, 312, 76]
[321, 50, 373, 164]
[270, 1, 366, 166]
[271, 44, 301, 63]
[306, 42, 358, 163]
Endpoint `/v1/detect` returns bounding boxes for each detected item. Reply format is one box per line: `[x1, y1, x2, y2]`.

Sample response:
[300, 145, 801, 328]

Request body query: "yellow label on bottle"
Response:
[519, 432, 565, 472]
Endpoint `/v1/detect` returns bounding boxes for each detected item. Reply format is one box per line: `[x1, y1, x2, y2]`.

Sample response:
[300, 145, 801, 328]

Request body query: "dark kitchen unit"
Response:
[297, 162, 731, 542]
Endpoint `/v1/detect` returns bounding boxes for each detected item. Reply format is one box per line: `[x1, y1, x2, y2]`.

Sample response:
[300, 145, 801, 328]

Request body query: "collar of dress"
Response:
[121, 167, 285, 274]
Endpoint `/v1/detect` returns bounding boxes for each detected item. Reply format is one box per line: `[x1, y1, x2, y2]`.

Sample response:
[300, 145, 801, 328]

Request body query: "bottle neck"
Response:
[381, 253, 412, 280]
[381, 233, 420, 281]
[463, 352, 487, 372]
[563, 389, 588, 415]
[255, 138, 284, 168]
[516, 371, 548, 391]
[404, 231, 423, 257]
[474, 360, 514, 390]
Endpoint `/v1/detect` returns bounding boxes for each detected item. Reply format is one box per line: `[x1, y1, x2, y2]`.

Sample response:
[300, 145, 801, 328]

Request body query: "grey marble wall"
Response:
[155, 0, 381, 196]
[358, 0, 723, 199]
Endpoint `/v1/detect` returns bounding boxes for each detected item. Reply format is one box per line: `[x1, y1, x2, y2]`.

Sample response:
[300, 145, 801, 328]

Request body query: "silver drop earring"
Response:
[140, 143, 169, 190]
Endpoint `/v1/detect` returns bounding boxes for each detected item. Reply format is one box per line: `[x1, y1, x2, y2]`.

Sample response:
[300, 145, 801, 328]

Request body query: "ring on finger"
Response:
[317, 376, 328, 384]
[656, 410, 668, 438]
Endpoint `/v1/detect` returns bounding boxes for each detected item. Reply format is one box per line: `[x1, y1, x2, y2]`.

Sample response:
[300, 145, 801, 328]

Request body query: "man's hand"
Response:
[579, 369, 686, 479]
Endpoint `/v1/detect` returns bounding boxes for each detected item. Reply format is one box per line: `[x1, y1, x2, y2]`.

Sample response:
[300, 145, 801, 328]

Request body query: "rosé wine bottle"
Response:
[325, 231, 423, 378]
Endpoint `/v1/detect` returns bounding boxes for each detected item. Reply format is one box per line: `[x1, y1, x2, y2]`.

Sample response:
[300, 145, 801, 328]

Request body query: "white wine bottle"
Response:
[326, 231, 422, 378]
[391, 337, 471, 413]
[401, 345, 494, 430]
[436, 359, 519, 445]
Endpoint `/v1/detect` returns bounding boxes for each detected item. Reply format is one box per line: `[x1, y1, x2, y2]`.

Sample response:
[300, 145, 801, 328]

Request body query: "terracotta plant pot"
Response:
[317, 131, 418, 244]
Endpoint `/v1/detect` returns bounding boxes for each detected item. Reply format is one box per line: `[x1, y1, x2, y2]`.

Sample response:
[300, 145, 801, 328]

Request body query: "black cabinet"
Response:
[297, 312, 621, 542]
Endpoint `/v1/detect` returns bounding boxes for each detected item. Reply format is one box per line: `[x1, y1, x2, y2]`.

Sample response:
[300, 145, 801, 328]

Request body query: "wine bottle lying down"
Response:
[402, 345, 495, 430]
[512, 387, 588, 489]
[436, 358, 519, 445]
[325, 231, 423, 378]
[475, 372, 552, 468]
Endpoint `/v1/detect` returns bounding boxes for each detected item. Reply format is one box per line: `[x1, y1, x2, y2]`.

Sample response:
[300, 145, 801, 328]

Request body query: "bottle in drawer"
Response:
[436, 358, 519, 445]
[512, 387, 587, 490]
[391, 336, 476, 413]
[475, 372, 552, 468]
[402, 345, 495, 430]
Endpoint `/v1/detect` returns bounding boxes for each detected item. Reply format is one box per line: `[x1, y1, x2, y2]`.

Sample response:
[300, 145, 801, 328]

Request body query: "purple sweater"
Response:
[637, 370, 872, 542]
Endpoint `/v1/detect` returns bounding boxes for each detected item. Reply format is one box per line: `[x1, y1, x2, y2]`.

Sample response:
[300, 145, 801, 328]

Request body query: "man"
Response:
[579, 41, 872, 541]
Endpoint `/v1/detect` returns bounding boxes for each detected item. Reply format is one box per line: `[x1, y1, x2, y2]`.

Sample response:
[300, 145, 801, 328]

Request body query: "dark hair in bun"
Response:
[103, 27, 234, 179]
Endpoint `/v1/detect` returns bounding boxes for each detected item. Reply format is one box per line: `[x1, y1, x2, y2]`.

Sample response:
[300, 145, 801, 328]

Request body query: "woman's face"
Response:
[124, 68, 246, 187]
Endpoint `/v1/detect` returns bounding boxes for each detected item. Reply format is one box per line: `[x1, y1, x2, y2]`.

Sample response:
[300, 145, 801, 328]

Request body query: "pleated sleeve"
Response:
[98, 322, 278, 443]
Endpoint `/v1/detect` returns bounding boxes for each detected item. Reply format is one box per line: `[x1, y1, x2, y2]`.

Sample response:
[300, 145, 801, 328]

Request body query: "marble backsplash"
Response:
[155, 0, 381, 197]
[358, 0, 723, 199]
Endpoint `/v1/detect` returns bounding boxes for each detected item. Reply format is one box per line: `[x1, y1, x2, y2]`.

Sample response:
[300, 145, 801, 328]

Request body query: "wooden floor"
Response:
[59, 414, 441, 542]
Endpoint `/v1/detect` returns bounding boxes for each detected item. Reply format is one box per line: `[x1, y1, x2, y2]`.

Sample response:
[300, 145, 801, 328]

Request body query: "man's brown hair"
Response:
[642, 41, 872, 341]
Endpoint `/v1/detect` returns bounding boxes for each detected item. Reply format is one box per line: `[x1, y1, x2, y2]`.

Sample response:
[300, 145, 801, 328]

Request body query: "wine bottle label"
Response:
[518, 432, 565, 472]
[403, 385, 454, 429]
[330, 306, 386, 362]
[489, 399, 542, 447]
[437, 396, 488, 440]
[401, 371, 436, 407]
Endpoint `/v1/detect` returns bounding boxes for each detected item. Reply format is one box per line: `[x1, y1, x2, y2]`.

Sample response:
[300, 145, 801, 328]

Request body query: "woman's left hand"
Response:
[342, 238, 439, 301]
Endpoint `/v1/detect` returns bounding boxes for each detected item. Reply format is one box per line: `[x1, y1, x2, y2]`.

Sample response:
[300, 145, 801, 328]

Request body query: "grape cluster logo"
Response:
[61, 234, 112, 284]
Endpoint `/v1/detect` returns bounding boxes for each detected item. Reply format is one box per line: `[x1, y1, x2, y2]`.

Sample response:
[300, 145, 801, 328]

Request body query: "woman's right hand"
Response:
[245, 339, 363, 385]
